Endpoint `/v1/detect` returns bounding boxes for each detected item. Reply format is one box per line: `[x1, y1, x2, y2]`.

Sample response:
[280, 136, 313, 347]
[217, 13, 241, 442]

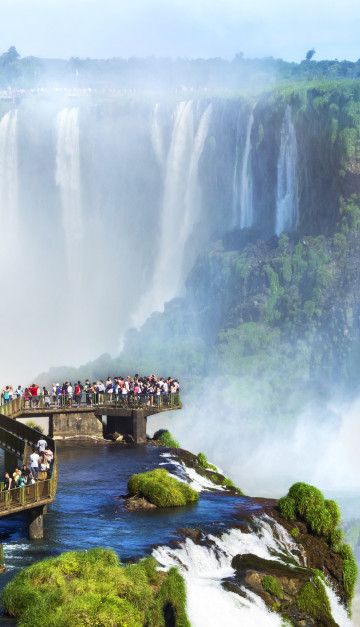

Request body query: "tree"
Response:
[305, 49, 316, 61]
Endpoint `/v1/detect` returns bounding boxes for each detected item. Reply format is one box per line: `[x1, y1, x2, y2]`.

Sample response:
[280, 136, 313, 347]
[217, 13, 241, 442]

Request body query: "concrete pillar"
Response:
[132, 410, 147, 443]
[27, 506, 44, 539]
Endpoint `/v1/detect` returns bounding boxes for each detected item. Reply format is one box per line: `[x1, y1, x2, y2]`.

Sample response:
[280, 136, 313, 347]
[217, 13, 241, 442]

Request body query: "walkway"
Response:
[0, 414, 57, 519]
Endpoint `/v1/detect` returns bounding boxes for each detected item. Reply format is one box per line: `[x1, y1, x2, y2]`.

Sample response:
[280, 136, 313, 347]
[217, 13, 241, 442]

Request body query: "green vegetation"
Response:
[153, 429, 180, 448]
[25, 421, 44, 434]
[290, 527, 299, 539]
[339, 543, 358, 603]
[278, 482, 357, 605]
[127, 468, 199, 507]
[295, 573, 332, 623]
[196, 452, 217, 471]
[1, 548, 190, 627]
[278, 482, 340, 538]
[261, 575, 282, 597]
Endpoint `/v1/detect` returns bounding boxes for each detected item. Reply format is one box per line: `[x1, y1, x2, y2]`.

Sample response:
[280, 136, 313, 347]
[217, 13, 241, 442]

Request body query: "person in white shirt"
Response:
[29, 449, 40, 479]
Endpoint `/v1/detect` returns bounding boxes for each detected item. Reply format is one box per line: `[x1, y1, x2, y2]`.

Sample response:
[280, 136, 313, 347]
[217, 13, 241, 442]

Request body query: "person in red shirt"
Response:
[28, 383, 39, 408]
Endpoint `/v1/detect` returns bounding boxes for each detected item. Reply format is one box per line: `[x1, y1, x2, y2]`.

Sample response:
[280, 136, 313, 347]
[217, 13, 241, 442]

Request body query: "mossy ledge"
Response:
[152, 431, 244, 495]
[1, 547, 190, 627]
[278, 481, 357, 608]
[127, 468, 199, 507]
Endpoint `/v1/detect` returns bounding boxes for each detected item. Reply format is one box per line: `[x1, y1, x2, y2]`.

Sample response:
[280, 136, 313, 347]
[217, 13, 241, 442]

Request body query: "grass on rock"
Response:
[2, 548, 190, 627]
[127, 468, 199, 507]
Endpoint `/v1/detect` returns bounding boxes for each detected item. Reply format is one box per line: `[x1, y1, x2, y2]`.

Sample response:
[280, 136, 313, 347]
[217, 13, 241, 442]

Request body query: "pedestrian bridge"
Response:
[0, 413, 57, 540]
[0, 393, 182, 443]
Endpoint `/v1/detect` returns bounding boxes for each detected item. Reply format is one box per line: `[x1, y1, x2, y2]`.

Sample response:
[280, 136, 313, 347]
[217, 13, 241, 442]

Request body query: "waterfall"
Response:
[153, 521, 293, 627]
[151, 103, 165, 170]
[232, 111, 254, 229]
[0, 110, 18, 253]
[132, 100, 212, 327]
[275, 106, 299, 236]
[153, 518, 352, 627]
[55, 108, 83, 276]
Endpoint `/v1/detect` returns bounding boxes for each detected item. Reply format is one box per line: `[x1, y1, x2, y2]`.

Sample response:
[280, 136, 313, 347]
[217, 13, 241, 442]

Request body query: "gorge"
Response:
[0, 76, 360, 624]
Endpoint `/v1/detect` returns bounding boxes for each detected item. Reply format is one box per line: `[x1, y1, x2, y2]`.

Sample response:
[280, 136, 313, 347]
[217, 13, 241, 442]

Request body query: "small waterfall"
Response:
[153, 518, 352, 627]
[55, 108, 83, 276]
[151, 103, 165, 170]
[239, 112, 254, 228]
[153, 521, 294, 627]
[232, 111, 254, 229]
[0, 110, 18, 249]
[132, 101, 212, 327]
[275, 106, 299, 236]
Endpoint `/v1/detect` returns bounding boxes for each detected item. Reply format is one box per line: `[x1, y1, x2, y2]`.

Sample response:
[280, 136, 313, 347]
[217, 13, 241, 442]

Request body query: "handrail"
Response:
[0, 391, 181, 414]
[0, 463, 57, 515]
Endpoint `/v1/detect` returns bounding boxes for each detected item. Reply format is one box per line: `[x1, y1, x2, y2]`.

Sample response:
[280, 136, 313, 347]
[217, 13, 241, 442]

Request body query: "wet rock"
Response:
[124, 496, 156, 510]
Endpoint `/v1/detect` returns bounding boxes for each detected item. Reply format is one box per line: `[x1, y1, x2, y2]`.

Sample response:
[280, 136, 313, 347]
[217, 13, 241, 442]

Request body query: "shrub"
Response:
[295, 574, 332, 623]
[290, 527, 299, 539]
[127, 468, 199, 507]
[197, 452, 218, 472]
[339, 544, 358, 603]
[262, 575, 282, 597]
[279, 483, 339, 539]
[278, 496, 296, 520]
[153, 429, 180, 448]
[25, 420, 44, 434]
[197, 452, 208, 468]
[329, 529, 344, 552]
[2, 548, 189, 626]
[279, 482, 358, 608]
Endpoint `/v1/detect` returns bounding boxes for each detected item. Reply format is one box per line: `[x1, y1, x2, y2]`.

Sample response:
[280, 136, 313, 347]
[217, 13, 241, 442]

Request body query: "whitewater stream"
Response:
[0, 442, 353, 626]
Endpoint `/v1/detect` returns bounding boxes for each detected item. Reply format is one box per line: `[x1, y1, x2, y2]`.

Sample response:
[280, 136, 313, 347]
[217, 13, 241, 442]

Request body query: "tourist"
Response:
[29, 383, 39, 408]
[36, 436, 47, 452]
[21, 464, 31, 483]
[15, 385, 23, 398]
[3, 387, 10, 404]
[29, 448, 40, 479]
[24, 388, 30, 409]
[38, 452, 48, 479]
[98, 380, 105, 404]
[12, 468, 21, 487]
[67, 382, 73, 407]
[3, 472, 12, 490]
[45, 446, 54, 478]
[74, 382, 82, 406]
[43, 387, 51, 408]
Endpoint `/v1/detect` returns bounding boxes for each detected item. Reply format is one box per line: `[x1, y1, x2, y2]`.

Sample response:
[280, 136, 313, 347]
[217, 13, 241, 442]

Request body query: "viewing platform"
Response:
[0, 414, 57, 539]
[0, 392, 182, 443]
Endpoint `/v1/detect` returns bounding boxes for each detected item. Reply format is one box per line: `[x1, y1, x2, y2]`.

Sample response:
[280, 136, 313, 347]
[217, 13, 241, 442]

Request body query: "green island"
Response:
[1, 548, 189, 627]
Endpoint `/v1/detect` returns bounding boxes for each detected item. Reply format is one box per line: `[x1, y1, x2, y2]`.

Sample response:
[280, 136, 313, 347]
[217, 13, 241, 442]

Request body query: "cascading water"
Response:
[150, 103, 165, 170]
[55, 107, 83, 278]
[132, 100, 212, 327]
[153, 520, 290, 627]
[0, 110, 18, 260]
[153, 516, 352, 627]
[275, 106, 299, 236]
[232, 111, 254, 229]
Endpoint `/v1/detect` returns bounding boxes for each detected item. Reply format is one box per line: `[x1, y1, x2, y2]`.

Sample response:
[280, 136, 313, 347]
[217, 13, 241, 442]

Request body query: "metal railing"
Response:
[0, 391, 181, 414]
[0, 466, 57, 515]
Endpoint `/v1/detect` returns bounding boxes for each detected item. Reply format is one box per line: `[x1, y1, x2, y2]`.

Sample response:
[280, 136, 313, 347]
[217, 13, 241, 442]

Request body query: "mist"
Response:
[148, 391, 360, 500]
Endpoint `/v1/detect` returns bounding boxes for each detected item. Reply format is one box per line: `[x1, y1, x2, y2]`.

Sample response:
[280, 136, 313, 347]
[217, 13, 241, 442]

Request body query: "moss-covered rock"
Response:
[1, 548, 190, 626]
[153, 429, 180, 448]
[277, 482, 358, 609]
[127, 468, 199, 507]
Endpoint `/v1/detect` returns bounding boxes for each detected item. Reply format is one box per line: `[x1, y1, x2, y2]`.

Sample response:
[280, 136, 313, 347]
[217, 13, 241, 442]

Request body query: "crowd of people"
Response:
[2, 437, 54, 491]
[1, 374, 180, 408]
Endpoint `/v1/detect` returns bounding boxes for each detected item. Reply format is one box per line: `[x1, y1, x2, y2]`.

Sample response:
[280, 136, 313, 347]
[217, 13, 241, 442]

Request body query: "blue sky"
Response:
[1, 0, 360, 62]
